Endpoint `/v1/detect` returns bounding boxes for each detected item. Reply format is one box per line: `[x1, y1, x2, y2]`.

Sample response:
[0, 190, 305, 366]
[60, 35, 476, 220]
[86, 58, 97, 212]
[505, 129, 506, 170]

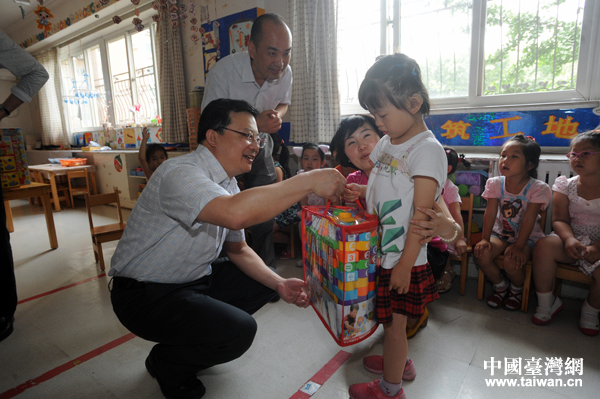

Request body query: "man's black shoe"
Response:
[0, 316, 14, 342]
[145, 355, 206, 399]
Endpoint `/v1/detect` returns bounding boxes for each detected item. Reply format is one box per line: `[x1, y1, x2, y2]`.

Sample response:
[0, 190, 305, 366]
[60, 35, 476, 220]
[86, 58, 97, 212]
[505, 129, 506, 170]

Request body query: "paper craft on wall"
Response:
[201, 8, 263, 77]
[228, 19, 253, 54]
[36, 5, 54, 31]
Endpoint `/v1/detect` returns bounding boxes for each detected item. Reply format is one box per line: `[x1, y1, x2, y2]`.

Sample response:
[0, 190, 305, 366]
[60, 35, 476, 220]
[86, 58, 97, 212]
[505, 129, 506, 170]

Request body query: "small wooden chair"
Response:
[455, 194, 474, 295]
[67, 169, 91, 208]
[554, 263, 594, 297]
[280, 222, 300, 259]
[477, 208, 547, 312]
[85, 187, 126, 271]
[30, 171, 71, 208]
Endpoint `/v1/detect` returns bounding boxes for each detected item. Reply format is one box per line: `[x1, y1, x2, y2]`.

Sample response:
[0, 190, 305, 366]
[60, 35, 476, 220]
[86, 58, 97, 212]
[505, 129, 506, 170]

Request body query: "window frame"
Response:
[58, 23, 160, 133]
[341, 0, 600, 116]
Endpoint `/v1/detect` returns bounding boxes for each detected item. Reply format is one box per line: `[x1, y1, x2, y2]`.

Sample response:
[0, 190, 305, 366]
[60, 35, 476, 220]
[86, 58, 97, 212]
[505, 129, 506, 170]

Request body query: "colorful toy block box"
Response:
[456, 170, 488, 207]
[302, 204, 379, 346]
[1, 128, 31, 189]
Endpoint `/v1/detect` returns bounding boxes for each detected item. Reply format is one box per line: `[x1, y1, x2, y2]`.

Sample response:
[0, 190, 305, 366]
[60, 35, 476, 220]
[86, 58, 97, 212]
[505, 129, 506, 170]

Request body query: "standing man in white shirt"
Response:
[201, 13, 292, 268]
[0, 30, 49, 343]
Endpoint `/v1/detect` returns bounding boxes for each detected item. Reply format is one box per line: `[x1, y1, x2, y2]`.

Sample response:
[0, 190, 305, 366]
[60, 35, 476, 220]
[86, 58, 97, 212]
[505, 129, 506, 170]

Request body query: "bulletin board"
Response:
[201, 8, 264, 77]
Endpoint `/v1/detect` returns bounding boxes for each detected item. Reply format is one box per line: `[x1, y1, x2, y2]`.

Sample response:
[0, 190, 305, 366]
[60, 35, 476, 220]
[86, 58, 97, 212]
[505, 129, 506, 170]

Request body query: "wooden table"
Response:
[29, 164, 97, 212]
[3, 182, 58, 249]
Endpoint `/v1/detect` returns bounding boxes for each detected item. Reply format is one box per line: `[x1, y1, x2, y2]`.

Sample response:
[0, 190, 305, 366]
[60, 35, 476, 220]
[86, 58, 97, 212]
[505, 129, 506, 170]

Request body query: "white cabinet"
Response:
[74, 150, 187, 209]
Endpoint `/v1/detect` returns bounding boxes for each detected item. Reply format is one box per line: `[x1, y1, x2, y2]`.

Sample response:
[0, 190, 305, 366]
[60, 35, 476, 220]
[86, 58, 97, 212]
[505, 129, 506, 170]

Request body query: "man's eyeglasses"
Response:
[219, 127, 265, 148]
[565, 151, 600, 160]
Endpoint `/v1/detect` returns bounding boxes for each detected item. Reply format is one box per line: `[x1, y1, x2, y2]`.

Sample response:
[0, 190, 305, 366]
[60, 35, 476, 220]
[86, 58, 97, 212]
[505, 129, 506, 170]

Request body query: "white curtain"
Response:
[289, 0, 340, 144]
[156, 5, 188, 143]
[33, 49, 69, 147]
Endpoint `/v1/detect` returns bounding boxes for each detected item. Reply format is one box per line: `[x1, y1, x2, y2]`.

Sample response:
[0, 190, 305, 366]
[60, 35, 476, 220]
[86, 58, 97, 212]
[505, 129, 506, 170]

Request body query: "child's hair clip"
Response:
[292, 147, 303, 157]
[318, 144, 330, 154]
[458, 154, 472, 168]
[525, 135, 536, 141]
[445, 149, 452, 154]
[412, 67, 417, 76]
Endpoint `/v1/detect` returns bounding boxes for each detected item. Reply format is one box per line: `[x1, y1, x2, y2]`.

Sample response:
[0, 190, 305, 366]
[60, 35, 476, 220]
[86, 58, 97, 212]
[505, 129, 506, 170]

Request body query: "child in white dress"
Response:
[532, 130, 600, 336]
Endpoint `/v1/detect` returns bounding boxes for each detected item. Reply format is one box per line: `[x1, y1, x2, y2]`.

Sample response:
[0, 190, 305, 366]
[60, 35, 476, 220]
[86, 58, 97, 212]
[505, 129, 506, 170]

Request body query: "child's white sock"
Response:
[493, 279, 509, 292]
[536, 291, 555, 308]
[379, 377, 402, 396]
[510, 284, 523, 293]
[582, 300, 600, 317]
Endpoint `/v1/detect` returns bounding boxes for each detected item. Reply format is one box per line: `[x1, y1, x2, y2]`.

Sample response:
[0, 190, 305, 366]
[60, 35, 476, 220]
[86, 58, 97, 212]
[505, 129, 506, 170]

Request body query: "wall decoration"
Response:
[228, 19, 252, 54]
[201, 8, 263, 77]
[21, 0, 119, 48]
[430, 107, 599, 147]
[35, 5, 54, 31]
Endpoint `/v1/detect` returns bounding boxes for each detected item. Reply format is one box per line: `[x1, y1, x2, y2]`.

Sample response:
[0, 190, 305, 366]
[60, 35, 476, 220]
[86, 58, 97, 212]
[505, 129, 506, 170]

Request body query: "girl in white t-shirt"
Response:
[532, 130, 600, 336]
[474, 135, 551, 311]
[348, 54, 451, 399]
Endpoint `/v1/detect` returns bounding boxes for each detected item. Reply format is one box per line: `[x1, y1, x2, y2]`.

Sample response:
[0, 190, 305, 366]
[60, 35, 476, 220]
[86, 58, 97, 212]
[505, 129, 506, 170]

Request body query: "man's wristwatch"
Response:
[0, 104, 10, 117]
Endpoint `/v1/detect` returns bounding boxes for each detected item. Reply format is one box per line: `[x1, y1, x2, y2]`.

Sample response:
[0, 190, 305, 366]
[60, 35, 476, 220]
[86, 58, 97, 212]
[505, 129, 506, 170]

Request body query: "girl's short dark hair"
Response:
[331, 115, 382, 169]
[444, 146, 471, 175]
[570, 129, 600, 150]
[272, 133, 291, 178]
[501, 135, 541, 179]
[146, 143, 167, 162]
[302, 142, 325, 162]
[358, 53, 430, 116]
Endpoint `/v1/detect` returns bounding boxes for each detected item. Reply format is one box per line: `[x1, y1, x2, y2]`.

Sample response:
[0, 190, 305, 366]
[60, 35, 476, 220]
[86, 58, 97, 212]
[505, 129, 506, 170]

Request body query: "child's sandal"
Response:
[487, 288, 508, 309]
[503, 290, 522, 311]
[435, 270, 455, 294]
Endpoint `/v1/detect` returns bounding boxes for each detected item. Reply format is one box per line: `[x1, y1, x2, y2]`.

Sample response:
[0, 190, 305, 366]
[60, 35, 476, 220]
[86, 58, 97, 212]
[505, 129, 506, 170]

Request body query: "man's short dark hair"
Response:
[250, 13, 287, 46]
[198, 99, 260, 143]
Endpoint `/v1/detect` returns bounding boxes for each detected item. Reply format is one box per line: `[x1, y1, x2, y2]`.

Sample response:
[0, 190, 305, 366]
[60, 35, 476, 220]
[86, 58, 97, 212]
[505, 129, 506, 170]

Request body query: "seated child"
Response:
[138, 127, 168, 181]
[474, 135, 551, 311]
[532, 130, 600, 335]
[272, 133, 291, 182]
[273, 142, 329, 261]
[435, 147, 470, 293]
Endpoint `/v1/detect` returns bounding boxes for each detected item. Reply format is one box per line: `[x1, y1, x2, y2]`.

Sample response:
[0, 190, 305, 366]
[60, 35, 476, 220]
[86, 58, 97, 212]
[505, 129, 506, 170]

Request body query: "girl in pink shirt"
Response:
[474, 135, 551, 311]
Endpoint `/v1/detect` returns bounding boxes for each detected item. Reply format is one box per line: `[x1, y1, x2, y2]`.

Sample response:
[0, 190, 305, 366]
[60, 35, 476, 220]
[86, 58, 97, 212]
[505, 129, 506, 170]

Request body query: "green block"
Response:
[357, 260, 368, 269]
[343, 262, 357, 272]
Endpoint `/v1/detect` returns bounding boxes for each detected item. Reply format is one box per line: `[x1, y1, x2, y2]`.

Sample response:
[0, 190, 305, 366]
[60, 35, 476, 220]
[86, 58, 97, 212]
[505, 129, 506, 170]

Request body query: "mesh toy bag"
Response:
[301, 203, 380, 346]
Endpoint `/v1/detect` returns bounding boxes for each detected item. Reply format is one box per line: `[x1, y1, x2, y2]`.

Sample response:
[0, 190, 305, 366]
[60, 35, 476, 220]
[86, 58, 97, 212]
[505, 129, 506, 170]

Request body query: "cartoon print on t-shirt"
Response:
[500, 199, 523, 239]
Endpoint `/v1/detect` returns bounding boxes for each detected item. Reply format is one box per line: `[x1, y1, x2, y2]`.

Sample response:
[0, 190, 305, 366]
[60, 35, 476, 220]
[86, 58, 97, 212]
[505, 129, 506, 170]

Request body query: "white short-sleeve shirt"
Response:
[366, 131, 447, 269]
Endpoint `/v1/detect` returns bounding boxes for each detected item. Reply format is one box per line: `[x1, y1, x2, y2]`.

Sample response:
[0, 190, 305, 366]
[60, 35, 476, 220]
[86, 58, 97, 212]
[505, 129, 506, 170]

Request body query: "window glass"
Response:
[396, 0, 471, 99]
[337, 0, 381, 107]
[484, 0, 584, 95]
[108, 37, 133, 125]
[131, 29, 158, 123]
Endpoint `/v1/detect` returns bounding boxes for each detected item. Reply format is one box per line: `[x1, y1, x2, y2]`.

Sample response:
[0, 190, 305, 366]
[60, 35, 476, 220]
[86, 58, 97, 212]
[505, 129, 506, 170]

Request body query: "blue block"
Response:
[368, 290, 376, 299]
[345, 289, 358, 300]
[332, 286, 343, 300]
[345, 271, 358, 282]
[369, 263, 377, 274]
[359, 232, 371, 241]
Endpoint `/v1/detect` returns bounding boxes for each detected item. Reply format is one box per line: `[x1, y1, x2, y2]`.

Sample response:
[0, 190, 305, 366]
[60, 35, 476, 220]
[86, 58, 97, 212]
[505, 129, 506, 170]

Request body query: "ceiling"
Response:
[1, 0, 63, 33]
[1, 0, 154, 54]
